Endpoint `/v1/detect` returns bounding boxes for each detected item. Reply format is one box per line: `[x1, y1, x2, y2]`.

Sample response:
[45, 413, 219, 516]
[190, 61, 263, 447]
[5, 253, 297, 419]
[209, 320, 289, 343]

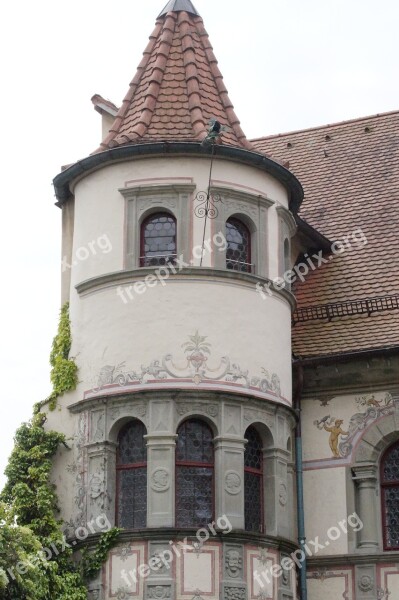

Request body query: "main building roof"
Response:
[252, 111, 399, 359]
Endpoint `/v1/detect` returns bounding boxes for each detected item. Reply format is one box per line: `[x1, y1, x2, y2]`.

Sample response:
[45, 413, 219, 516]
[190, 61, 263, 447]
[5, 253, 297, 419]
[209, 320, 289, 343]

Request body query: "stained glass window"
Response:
[381, 440, 399, 550]
[116, 420, 147, 529]
[140, 213, 177, 267]
[226, 217, 252, 273]
[244, 427, 263, 532]
[176, 420, 214, 527]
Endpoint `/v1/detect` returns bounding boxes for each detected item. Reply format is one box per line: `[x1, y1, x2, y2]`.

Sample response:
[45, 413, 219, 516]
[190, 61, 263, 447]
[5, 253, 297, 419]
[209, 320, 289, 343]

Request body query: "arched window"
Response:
[176, 419, 214, 527]
[244, 427, 263, 532]
[140, 212, 177, 267]
[116, 420, 147, 529]
[226, 217, 252, 273]
[381, 440, 399, 550]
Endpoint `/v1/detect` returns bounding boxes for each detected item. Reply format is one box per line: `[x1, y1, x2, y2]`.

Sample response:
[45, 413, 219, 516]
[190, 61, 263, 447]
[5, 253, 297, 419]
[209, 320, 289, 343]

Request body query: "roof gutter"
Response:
[52, 142, 304, 212]
[295, 215, 333, 254]
[293, 345, 399, 367]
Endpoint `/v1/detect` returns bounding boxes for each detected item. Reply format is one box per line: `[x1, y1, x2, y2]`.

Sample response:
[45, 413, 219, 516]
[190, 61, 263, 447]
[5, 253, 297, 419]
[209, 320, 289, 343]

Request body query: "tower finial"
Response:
[158, 0, 200, 18]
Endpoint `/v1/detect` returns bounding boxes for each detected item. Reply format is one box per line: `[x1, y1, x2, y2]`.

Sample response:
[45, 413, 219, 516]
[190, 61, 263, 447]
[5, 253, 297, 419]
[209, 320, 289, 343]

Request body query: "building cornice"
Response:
[75, 267, 296, 310]
[53, 142, 304, 213]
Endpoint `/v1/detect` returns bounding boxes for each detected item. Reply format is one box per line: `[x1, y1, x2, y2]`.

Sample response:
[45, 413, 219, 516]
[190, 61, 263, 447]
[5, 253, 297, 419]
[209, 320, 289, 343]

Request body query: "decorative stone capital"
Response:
[144, 434, 178, 448]
[352, 464, 378, 482]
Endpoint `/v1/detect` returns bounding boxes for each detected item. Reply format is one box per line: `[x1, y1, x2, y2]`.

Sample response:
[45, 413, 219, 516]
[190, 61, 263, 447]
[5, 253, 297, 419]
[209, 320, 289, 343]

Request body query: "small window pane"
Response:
[116, 421, 147, 529]
[117, 468, 147, 529]
[118, 421, 147, 465]
[176, 466, 213, 527]
[226, 218, 251, 273]
[141, 213, 177, 267]
[176, 420, 214, 528]
[245, 472, 262, 532]
[176, 420, 213, 463]
[244, 427, 263, 533]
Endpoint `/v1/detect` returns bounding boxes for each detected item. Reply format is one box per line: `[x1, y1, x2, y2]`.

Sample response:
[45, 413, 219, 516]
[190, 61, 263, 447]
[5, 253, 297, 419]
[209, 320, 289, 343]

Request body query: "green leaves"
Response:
[47, 302, 78, 411]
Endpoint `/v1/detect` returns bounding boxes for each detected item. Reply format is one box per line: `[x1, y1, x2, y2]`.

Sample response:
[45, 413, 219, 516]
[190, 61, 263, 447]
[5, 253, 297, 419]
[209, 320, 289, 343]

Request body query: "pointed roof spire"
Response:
[96, 8, 253, 152]
[158, 0, 200, 17]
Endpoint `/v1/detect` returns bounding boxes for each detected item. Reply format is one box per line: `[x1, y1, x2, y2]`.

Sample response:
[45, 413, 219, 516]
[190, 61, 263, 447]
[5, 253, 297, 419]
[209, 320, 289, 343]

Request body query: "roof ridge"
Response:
[251, 109, 399, 141]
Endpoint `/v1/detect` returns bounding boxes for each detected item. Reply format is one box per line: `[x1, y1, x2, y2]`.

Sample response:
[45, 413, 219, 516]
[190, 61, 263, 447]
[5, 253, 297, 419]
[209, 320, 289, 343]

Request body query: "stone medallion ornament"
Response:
[151, 468, 170, 491]
[358, 575, 373, 592]
[225, 471, 242, 495]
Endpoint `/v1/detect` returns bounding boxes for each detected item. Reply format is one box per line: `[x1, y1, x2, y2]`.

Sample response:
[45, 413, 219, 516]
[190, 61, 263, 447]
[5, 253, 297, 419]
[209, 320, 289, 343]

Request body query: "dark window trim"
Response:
[381, 439, 399, 551]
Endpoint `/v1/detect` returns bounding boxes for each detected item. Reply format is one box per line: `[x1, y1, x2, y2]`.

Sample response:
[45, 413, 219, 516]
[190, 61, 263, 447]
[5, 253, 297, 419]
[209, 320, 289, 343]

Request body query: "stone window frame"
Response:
[119, 184, 196, 269]
[351, 405, 399, 553]
[210, 186, 274, 278]
[75, 396, 296, 540]
[276, 206, 297, 285]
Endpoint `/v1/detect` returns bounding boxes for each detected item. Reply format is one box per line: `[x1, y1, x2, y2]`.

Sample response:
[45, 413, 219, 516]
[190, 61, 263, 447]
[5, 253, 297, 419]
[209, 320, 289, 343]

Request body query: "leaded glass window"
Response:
[176, 419, 214, 527]
[226, 217, 252, 273]
[116, 420, 147, 529]
[140, 213, 177, 267]
[381, 440, 399, 550]
[244, 427, 263, 532]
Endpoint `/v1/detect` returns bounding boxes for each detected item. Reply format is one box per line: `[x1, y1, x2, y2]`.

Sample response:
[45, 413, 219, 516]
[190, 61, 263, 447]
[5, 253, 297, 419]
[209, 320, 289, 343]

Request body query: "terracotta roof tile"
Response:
[252, 111, 399, 358]
[97, 10, 252, 152]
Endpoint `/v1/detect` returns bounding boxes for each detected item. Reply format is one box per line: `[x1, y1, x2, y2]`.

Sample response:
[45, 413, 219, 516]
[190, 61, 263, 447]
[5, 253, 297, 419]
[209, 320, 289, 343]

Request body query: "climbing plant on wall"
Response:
[0, 304, 120, 598]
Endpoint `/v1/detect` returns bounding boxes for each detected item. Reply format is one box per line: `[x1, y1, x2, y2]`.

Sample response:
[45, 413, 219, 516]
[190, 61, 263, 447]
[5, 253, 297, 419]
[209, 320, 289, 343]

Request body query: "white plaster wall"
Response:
[303, 467, 349, 556]
[68, 277, 292, 404]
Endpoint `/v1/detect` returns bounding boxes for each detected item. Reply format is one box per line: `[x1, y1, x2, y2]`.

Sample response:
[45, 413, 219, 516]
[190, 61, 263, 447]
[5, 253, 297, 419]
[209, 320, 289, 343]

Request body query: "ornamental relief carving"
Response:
[223, 585, 246, 600]
[150, 468, 170, 492]
[176, 402, 219, 417]
[244, 409, 275, 430]
[358, 574, 374, 592]
[279, 482, 288, 507]
[92, 332, 282, 401]
[146, 585, 172, 599]
[225, 549, 243, 578]
[225, 471, 242, 495]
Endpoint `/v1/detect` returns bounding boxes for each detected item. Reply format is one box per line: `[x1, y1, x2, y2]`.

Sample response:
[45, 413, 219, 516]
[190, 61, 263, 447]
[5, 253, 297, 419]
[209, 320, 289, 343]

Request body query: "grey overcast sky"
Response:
[0, 0, 398, 486]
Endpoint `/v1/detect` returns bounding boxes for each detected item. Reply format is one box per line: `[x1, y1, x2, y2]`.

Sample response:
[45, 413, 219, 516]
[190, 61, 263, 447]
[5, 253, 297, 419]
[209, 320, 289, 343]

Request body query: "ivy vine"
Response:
[0, 304, 120, 598]
[47, 302, 78, 411]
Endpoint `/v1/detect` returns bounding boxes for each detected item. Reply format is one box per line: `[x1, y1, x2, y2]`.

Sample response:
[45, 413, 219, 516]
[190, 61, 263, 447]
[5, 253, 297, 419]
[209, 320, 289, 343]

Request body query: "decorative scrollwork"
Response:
[194, 191, 223, 219]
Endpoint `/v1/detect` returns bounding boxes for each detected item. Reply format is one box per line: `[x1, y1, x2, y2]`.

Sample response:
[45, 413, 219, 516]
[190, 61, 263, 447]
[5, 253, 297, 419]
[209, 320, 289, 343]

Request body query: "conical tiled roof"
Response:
[98, 7, 253, 151]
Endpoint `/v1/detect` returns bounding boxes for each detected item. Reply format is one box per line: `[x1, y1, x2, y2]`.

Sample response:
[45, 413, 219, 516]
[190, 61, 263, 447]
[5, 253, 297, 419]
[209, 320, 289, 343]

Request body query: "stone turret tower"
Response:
[50, 1, 304, 598]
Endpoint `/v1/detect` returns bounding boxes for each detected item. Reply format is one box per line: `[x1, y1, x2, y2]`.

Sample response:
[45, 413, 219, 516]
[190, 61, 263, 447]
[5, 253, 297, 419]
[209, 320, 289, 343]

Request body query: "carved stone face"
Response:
[90, 476, 104, 499]
[226, 550, 242, 577]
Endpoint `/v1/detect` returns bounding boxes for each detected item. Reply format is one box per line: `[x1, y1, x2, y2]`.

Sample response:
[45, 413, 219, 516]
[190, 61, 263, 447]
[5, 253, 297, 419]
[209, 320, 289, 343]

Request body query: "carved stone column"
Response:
[214, 436, 246, 530]
[86, 440, 118, 529]
[145, 433, 177, 528]
[263, 448, 291, 538]
[352, 464, 379, 551]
